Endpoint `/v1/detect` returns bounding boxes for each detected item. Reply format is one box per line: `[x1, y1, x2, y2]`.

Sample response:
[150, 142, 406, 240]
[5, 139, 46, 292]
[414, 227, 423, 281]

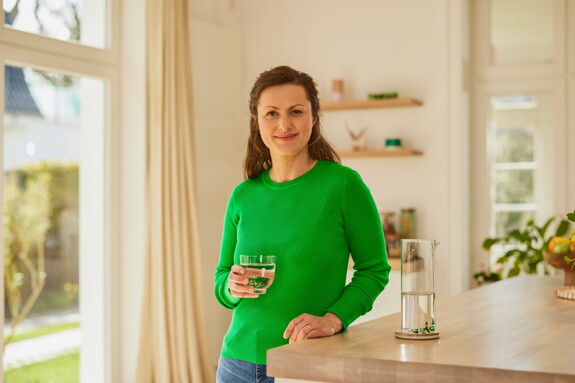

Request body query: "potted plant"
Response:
[543, 210, 575, 285]
[478, 215, 571, 284]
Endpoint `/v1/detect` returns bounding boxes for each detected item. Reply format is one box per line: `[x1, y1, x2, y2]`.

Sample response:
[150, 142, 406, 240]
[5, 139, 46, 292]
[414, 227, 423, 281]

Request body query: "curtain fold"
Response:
[136, 0, 214, 381]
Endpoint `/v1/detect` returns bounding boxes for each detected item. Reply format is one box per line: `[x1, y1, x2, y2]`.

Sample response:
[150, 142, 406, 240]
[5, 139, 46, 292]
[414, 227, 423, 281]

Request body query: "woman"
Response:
[214, 66, 391, 383]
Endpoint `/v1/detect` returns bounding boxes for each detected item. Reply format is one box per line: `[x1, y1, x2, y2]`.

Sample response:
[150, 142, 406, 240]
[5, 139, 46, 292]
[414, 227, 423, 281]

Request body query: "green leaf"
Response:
[555, 220, 571, 237]
[507, 268, 520, 278]
[566, 211, 575, 223]
[483, 238, 501, 249]
[564, 256, 575, 263]
[504, 248, 521, 258]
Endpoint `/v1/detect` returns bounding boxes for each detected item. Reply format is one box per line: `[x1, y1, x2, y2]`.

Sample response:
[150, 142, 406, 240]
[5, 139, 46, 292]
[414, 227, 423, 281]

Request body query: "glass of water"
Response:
[239, 255, 276, 294]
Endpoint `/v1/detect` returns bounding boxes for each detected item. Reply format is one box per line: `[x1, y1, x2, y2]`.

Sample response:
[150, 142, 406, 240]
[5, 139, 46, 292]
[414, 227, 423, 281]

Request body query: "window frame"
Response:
[472, 79, 567, 268]
[473, 0, 566, 81]
[0, 2, 122, 382]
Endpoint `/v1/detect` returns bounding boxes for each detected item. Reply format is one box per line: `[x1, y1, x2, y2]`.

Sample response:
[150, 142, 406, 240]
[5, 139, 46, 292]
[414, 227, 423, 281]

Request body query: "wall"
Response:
[239, 0, 466, 296]
[190, 0, 468, 370]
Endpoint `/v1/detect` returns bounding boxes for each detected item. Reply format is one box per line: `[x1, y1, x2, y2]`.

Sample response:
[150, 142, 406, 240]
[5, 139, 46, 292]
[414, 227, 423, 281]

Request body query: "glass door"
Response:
[3, 63, 106, 383]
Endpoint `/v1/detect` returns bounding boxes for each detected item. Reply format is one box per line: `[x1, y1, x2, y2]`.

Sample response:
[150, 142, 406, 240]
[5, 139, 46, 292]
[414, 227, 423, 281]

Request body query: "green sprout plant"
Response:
[482, 216, 570, 280]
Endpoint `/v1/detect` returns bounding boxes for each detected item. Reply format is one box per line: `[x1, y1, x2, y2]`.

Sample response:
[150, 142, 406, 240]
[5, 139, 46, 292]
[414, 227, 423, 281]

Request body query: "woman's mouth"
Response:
[275, 134, 297, 141]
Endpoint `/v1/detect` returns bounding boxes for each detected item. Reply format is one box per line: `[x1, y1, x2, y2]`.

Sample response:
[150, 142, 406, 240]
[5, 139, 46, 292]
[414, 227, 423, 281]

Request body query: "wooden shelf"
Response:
[339, 149, 423, 158]
[321, 97, 422, 111]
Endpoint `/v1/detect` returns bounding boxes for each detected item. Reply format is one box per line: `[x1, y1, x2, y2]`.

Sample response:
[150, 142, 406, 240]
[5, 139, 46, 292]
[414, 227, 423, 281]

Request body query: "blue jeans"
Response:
[216, 356, 274, 383]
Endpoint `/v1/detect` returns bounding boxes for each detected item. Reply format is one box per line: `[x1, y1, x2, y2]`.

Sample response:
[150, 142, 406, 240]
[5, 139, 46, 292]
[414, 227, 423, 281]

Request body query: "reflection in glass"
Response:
[3, 0, 106, 48]
[490, 0, 554, 65]
[4, 65, 80, 381]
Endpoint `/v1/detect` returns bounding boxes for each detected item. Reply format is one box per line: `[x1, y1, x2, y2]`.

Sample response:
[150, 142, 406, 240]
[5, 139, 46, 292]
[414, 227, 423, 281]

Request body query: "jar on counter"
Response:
[399, 208, 416, 239]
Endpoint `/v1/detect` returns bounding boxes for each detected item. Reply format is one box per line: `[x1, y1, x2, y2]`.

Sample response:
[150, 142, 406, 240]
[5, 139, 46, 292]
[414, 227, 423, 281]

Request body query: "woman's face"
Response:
[256, 84, 316, 161]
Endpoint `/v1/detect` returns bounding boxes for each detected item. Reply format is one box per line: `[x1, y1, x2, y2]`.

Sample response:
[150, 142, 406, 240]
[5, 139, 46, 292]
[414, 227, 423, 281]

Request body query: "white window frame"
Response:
[473, 0, 566, 81]
[471, 0, 571, 274]
[0, 2, 125, 382]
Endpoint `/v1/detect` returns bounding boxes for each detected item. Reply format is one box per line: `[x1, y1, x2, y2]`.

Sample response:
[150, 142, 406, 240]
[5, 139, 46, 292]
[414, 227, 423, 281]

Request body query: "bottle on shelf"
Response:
[331, 79, 344, 102]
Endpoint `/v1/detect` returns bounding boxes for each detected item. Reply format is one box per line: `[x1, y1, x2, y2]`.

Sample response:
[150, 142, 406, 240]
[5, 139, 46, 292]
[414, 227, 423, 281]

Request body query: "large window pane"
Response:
[3, 0, 106, 48]
[495, 169, 534, 204]
[489, 93, 543, 237]
[3, 65, 105, 382]
[493, 125, 534, 163]
[490, 0, 554, 65]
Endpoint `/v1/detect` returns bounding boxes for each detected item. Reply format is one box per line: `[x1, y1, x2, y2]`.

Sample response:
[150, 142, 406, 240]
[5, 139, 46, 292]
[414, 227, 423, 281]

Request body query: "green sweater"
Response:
[214, 160, 391, 364]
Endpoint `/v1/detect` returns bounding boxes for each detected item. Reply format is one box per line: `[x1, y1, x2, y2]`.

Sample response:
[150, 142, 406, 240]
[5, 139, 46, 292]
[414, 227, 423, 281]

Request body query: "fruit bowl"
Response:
[543, 251, 575, 285]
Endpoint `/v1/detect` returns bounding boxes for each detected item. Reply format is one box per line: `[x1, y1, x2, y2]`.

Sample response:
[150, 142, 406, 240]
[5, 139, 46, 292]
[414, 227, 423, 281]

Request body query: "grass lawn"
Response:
[5, 352, 79, 383]
[6, 322, 79, 343]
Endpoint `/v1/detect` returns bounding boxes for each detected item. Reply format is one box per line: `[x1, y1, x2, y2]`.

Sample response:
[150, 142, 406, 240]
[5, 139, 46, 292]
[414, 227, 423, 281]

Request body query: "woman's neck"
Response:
[268, 154, 317, 183]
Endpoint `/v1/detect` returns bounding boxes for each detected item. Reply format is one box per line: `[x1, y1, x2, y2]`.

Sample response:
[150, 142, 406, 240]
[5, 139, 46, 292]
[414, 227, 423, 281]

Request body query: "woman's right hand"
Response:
[228, 265, 260, 298]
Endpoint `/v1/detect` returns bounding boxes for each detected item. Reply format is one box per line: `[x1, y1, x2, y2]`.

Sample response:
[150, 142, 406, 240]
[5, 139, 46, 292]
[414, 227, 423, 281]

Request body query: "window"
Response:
[489, 94, 539, 238]
[471, 0, 570, 278]
[1, 1, 119, 381]
[490, 0, 555, 65]
[3, 0, 106, 48]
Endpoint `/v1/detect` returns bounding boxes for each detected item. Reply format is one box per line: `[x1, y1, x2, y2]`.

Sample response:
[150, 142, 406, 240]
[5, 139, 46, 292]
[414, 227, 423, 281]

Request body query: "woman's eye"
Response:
[265, 111, 277, 117]
[291, 110, 303, 115]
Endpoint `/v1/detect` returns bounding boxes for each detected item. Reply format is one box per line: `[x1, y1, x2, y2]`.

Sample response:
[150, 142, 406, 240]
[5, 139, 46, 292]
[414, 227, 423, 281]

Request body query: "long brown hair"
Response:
[244, 66, 340, 180]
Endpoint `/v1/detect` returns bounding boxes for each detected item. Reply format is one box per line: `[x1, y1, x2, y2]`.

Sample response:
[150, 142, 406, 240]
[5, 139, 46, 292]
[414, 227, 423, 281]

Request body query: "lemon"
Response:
[549, 236, 570, 252]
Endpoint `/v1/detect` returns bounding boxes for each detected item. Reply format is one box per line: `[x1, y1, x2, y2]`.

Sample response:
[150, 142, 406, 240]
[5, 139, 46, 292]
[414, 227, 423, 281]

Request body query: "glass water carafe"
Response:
[395, 239, 440, 340]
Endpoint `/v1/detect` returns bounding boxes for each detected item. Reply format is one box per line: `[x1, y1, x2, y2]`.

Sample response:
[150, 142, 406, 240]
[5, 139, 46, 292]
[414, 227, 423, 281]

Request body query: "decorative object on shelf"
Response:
[385, 138, 402, 150]
[368, 91, 398, 100]
[381, 211, 401, 258]
[399, 208, 416, 239]
[331, 79, 344, 102]
[480, 214, 570, 284]
[345, 123, 367, 151]
[396, 239, 440, 340]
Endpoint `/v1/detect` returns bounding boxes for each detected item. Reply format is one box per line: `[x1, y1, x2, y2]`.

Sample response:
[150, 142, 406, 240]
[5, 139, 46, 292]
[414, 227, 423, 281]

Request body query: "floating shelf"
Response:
[321, 98, 422, 111]
[339, 149, 423, 158]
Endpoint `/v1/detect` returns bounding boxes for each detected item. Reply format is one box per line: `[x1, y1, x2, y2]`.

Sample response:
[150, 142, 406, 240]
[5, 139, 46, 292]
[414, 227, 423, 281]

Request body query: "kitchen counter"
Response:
[267, 276, 575, 382]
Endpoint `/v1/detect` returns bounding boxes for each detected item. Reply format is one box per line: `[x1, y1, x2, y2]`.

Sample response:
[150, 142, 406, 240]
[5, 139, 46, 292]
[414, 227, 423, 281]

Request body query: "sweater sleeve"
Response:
[326, 170, 391, 329]
[214, 190, 242, 309]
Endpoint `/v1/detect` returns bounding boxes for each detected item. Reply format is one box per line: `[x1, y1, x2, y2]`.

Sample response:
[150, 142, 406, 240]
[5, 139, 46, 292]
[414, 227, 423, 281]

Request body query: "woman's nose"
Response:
[278, 116, 291, 130]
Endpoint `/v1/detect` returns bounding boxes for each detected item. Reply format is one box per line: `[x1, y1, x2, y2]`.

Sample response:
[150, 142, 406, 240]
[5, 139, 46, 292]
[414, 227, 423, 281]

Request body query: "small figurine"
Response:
[346, 123, 367, 151]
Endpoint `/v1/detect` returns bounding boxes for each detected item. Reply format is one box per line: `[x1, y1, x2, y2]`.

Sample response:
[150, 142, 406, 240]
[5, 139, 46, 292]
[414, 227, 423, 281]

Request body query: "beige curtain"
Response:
[136, 0, 214, 381]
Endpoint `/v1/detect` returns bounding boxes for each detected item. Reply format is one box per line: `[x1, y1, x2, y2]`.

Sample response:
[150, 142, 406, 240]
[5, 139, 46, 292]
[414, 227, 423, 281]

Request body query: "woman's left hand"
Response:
[283, 312, 343, 343]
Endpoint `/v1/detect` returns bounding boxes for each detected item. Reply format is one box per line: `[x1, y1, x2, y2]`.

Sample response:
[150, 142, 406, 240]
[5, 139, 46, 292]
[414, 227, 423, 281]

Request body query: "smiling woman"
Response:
[214, 66, 391, 383]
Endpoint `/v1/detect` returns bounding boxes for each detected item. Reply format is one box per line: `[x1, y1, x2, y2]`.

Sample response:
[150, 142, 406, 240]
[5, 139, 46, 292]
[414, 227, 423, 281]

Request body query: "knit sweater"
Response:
[214, 160, 391, 365]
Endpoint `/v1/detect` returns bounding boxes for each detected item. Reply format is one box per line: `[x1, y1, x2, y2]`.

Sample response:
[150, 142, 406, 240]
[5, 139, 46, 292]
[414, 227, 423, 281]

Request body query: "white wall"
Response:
[190, 0, 468, 371]
[239, 0, 466, 297]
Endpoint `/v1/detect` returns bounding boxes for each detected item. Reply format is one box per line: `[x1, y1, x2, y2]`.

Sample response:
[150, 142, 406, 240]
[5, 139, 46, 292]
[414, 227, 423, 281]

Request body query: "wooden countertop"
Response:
[267, 276, 575, 383]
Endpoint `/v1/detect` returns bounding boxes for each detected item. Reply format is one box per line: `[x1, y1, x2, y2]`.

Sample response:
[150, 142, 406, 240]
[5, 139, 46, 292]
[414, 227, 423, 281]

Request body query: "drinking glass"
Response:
[239, 255, 276, 294]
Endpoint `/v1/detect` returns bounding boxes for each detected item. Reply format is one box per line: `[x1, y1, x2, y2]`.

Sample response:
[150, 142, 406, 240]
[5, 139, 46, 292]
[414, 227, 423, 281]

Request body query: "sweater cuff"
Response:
[225, 288, 242, 306]
[326, 288, 373, 329]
